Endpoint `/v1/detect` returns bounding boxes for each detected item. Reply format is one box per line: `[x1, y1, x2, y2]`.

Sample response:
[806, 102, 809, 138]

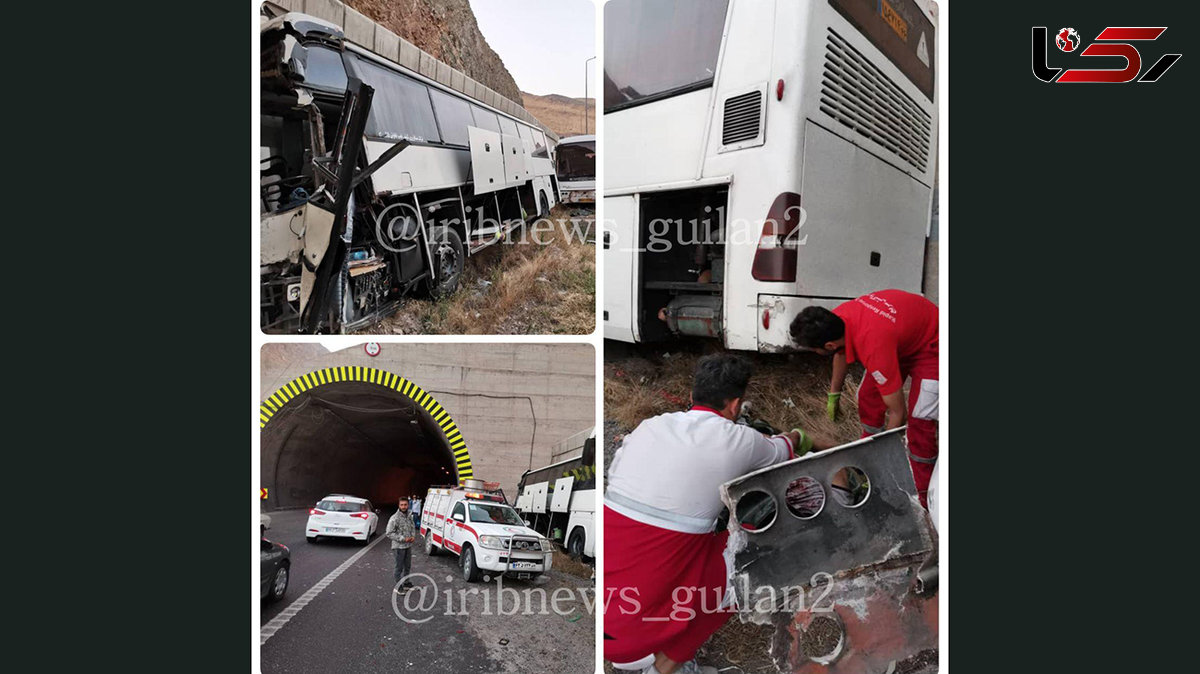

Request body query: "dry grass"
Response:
[357, 207, 595, 335]
[551, 549, 594, 580]
[701, 620, 777, 672]
[604, 344, 866, 449]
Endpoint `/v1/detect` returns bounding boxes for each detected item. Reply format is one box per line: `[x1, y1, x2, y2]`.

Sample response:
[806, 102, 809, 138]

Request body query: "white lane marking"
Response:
[260, 535, 389, 645]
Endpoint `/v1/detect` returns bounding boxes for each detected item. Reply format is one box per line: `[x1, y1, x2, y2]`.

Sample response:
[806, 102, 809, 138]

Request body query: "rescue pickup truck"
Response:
[422, 480, 553, 582]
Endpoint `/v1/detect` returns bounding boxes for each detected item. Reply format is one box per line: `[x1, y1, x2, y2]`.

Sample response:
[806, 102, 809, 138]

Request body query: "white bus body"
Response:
[603, 0, 938, 352]
[555, 134, 596, 204]
[515, 428, 596, 558]
[260, 6, 560, 333]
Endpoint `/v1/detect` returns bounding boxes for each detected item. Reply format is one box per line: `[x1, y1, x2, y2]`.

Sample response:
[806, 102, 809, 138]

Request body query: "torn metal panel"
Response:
[720, 428, 933, 610]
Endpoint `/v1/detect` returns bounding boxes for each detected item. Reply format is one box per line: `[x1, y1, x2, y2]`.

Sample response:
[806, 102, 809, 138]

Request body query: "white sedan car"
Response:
[305, 495, 379, 544]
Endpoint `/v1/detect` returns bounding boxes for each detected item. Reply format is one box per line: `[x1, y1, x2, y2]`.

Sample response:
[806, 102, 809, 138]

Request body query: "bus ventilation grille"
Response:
[722, 90, 763, 146]
[820, 29, 932, 173]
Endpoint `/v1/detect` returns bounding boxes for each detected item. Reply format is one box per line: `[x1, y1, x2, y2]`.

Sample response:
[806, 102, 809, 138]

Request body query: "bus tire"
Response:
[426, 225, 464, 299]
[568, 528, 586, 560]
[461, 545, 482, 583]
[540, 192, 550, 217]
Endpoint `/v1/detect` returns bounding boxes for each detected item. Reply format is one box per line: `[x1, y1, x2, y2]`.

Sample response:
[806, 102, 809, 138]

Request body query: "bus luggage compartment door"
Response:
[500, 133, 527, 187]
[468, 127, 506, 195]
[603, 195, 638, 342]
[797, 122, 930, 296]
[550, 476, 575, 513]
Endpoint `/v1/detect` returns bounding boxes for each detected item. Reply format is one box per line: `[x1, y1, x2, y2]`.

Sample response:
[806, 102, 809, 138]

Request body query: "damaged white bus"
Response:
[260, 6, 560, 333]
[603, 0, 937, 352]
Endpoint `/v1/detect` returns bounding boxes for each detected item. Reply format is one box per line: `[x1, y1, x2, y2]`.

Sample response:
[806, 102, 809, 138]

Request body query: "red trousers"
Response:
[857, 356, 939, 507]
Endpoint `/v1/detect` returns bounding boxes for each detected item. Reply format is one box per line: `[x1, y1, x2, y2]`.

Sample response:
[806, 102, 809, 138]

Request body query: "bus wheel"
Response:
[427, 225, 464, 299]
[461, 546, 482, 583]
[540, 193, 551, 217]
[568, 528, 585, 559]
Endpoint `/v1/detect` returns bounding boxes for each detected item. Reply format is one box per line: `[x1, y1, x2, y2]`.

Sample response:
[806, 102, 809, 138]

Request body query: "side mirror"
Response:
[524, 519, 532, 527]
[260, 539, 272, 550]
[452, 513, 464, 522]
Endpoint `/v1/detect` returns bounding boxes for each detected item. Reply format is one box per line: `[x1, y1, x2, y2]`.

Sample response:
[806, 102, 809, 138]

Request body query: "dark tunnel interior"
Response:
[261, 382, 458, 510]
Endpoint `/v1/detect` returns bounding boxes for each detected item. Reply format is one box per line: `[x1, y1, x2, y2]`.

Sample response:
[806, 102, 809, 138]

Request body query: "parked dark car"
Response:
[261, 537, 291, 602]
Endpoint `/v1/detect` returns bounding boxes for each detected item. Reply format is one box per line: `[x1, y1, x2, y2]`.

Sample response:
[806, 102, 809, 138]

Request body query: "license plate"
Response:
[511, 561, 538, 570]
[326, 527, 344, 533]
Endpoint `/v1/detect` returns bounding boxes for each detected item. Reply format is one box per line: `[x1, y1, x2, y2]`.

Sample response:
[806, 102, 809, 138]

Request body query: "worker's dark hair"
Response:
[790, 306, 845, 348]
[692, 354, 753, 410]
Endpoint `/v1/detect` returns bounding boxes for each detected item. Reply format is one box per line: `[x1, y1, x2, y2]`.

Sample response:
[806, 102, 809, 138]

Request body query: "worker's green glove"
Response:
[826, 391, 842, 421]
[790, 428, 815, 456]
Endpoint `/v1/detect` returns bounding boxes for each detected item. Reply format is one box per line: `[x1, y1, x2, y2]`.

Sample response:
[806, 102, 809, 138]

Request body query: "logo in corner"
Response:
[1032, 26, 1182, 83]
[1055, 27, 1080, 52]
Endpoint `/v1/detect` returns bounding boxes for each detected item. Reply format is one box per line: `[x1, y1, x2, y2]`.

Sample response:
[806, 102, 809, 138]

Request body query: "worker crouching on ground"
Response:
[789, 289, 939, 507]
[387, 498, 416, 594]
[604, 354, 826, 674]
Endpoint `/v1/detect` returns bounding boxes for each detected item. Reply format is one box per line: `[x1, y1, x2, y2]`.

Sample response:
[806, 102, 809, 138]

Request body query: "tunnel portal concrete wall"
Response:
[261, 343, 596, 498]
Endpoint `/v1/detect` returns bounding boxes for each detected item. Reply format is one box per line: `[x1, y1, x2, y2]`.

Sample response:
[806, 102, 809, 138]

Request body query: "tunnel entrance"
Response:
[259, 366, 473, 511]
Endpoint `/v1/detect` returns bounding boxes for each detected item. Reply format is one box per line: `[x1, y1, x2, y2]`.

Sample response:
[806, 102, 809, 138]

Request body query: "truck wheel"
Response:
[425, 533, 439, 556]
[461, 546, 482, 583]
[568, 528, 585, 559]
[426, 225, 464, 299]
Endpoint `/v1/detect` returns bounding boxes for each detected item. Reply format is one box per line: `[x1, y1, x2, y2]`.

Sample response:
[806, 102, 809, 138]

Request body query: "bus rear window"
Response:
[604, 0, 729, 113]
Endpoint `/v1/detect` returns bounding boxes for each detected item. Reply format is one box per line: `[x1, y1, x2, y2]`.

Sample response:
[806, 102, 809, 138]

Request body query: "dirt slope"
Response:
[521, 92, 596, 137]
[348, 0, 523, 104]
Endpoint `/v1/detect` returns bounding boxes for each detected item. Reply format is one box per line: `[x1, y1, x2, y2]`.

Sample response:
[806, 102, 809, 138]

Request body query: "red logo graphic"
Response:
[1056, 27, 1081, 52]
[1032, 26, 1182, 83]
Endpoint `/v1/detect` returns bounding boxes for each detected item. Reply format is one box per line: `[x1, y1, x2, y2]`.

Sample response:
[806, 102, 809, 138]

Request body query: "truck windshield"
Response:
[467, 503, 524, 525]
[556, 142, 596, 180]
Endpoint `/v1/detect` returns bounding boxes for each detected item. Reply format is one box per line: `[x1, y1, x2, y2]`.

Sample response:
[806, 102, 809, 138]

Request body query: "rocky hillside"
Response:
[348, 0, 523, 105]
[521, 92, 596, 137]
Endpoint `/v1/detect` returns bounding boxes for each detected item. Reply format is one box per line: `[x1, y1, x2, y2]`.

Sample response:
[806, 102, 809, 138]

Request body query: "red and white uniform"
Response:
[834, 290, 939, 505]
[603, 408, 793, 665]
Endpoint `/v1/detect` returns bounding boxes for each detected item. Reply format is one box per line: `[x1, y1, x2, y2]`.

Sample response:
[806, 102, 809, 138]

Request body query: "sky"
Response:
[469, 0, 596, 98]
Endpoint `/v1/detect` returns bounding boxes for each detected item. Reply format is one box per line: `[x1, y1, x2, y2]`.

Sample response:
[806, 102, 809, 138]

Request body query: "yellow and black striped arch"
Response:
[258, 366, 473, 482]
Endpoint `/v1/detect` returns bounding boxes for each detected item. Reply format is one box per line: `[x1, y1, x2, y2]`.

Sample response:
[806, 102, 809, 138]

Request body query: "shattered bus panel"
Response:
[720, 428, 938, 672]
[260, 7, 560, 333]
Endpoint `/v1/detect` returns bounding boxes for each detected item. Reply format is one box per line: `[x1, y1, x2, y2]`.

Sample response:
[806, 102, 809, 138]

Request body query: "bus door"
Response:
[602, 195, 638, 342]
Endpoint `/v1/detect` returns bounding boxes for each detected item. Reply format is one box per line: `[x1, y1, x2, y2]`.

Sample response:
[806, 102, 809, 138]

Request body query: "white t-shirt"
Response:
[412, 499, 422, 514]
[607, 409, 793, 529]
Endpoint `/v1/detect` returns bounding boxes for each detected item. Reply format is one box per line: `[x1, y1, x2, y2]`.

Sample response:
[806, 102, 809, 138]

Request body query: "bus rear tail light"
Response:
[751, 192, 802, 282]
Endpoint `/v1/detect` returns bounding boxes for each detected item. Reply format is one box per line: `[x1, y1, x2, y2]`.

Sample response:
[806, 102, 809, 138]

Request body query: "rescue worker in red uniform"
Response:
[604, 355, 830, 674]
[789, 290, 939, 506]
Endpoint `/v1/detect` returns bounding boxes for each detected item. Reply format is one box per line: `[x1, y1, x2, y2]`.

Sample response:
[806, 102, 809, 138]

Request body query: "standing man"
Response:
[386, 498, 416, 593]
[411, 494, 423, 530]
[604, 354, 826, 674]
[789, 290, 939, 506]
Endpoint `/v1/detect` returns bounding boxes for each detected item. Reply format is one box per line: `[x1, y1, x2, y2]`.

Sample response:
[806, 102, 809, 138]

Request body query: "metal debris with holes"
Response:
[720, 428, 938, 673]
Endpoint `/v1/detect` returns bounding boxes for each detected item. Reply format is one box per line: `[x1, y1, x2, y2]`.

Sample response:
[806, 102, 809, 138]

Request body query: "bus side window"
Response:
[354, 57, 442, 143]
